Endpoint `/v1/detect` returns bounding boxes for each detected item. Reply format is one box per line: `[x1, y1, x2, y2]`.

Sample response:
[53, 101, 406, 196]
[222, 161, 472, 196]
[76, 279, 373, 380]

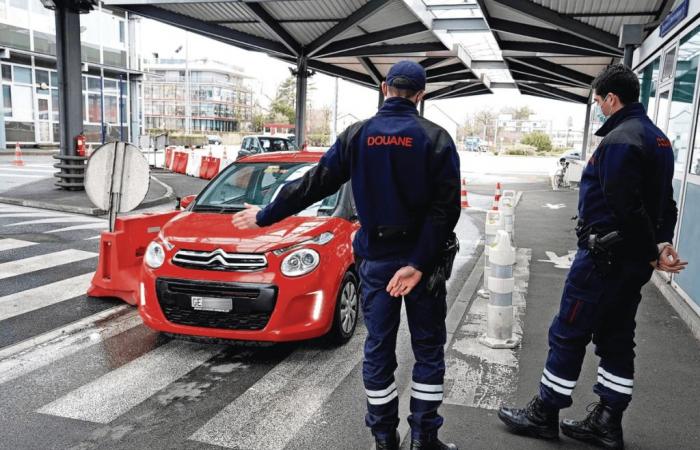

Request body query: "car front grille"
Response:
[156, 278, 277, 331]
[172, 249, 267, 271]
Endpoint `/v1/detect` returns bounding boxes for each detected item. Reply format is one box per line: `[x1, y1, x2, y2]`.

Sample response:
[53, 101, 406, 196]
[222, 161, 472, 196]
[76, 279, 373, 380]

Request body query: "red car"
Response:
[89, 151, 360, 344]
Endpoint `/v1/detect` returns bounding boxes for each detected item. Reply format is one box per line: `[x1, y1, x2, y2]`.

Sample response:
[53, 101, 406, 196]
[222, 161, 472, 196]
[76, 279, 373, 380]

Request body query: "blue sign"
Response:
[660, 0, 689, 37]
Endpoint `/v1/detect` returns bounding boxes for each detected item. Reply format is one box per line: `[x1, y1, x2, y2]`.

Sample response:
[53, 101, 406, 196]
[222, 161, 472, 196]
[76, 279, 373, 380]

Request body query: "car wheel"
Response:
[327, 271, 359, 345]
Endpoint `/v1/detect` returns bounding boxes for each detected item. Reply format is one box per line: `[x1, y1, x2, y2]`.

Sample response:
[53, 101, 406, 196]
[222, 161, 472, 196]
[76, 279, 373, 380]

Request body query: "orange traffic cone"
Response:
[494, 182, 502, 201]
[12, 142, 24, 167]
[460, 179, 470, 209]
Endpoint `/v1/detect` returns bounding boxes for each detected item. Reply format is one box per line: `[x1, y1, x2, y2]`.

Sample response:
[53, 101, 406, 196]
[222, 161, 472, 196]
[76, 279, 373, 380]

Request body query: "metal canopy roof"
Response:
[104, 0, 493, 99]
[476, 0, 676, 103]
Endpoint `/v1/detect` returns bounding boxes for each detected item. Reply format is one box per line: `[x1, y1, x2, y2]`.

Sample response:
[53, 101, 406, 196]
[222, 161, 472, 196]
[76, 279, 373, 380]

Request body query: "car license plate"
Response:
[191, 296, 232, 313]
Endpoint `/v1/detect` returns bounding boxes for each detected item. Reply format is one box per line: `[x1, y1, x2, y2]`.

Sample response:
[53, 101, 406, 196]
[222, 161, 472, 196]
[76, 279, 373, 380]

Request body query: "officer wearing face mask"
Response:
[498, 64, 687, 449]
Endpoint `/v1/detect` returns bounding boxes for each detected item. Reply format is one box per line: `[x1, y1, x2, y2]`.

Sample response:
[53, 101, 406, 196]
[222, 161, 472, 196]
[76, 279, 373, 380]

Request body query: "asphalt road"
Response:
[3, 168, 695, 450]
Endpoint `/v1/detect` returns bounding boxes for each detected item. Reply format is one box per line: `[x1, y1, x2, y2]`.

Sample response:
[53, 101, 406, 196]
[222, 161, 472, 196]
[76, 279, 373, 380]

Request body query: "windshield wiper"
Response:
[192, 204, 245, 213]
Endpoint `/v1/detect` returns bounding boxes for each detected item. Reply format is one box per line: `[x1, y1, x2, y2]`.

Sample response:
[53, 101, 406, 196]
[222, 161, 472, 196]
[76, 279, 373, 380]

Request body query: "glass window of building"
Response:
[1, 64, 10, 82]
[667, 26, 700, 181]
[104, 95, 118, 123]
[13, 66, 31, 84]
[3, 85, 11, 117]
[639, 57, 660, 114]
[662, 46, 677, 81]
[87, 93, 101, 123]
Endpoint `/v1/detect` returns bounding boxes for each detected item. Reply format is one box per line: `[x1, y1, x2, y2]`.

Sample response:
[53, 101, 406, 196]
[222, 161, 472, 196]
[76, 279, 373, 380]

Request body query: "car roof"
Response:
[238, 151, 325, 163]
[245, 135, 291, 140]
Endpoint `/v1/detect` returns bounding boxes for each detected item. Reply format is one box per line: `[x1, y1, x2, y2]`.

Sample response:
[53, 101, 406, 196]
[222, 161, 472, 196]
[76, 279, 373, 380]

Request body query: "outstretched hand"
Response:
[386, 266, 423, 298]
[232, 203, 261, 230]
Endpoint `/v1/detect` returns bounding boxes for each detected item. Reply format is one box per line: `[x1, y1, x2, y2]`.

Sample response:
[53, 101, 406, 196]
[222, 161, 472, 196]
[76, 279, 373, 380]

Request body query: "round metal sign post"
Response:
[85, 142, 150, 231]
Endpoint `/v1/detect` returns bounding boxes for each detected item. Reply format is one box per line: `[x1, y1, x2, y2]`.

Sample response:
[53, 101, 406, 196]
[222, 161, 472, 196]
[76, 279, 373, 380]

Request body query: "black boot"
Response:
[560, 402, 624, 449]
[374, 430, 400, 450]
[410, 436, 457, 450]
[498, 396, 559, 440]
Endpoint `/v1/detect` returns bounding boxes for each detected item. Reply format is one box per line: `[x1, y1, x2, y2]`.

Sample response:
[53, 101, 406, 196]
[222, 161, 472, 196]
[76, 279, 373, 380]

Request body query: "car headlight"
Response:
[281, 248, 320, 277]
[145, 241, 165, 269]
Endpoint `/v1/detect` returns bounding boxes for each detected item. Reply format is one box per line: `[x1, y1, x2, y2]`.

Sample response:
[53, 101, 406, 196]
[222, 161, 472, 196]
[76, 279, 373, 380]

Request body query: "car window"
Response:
[241, 138, 249, 150]
[195, 162, 340, 217]
[259, 138, 290, 152]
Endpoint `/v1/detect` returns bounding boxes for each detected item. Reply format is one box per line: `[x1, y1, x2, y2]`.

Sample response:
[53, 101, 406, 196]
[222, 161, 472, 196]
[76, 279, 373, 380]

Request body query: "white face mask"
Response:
[594, 94, 611, 123]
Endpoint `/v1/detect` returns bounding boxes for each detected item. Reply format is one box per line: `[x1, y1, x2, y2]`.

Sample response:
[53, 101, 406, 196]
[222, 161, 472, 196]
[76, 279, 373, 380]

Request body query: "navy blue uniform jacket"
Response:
[256, 97, 461, 272]
[579, 102, 677, 262]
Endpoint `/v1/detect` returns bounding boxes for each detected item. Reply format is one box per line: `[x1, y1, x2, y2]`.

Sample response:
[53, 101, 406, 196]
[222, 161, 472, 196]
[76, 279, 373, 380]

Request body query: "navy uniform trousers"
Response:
[359, 258, 447, 440]
[540, 249, 654, 412]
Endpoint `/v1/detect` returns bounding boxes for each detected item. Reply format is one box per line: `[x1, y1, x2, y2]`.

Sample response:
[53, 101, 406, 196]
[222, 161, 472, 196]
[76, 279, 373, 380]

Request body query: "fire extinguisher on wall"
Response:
[75, 133, 86, 157]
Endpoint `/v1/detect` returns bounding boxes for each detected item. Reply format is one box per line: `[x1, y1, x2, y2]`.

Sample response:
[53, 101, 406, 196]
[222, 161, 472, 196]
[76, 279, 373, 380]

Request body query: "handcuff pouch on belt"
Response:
[426, 232, 459, 297]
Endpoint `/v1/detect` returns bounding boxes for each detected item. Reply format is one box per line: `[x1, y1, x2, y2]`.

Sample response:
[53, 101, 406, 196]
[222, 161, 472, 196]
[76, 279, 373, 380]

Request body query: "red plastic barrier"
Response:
[199, 156, 210, 179]
[87, 211, 180, 305]
[205, 157, 221, 179]
[165, 147, 174, 169]
[174, 151, 188, 174]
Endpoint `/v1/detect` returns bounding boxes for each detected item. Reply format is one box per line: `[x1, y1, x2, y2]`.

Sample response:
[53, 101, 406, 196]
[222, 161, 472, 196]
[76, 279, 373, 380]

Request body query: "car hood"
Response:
[161, 211, 337, 254]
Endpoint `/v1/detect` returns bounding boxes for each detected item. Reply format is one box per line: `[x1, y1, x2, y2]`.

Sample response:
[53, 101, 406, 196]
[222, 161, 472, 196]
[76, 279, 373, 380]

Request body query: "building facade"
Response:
[142, 58, 253, 134]
[0, 0, 139, 146]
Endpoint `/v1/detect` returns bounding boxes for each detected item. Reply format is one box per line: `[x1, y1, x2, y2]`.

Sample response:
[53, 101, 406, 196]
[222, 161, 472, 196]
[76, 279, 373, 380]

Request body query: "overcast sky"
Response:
[138, 18, 589, 132]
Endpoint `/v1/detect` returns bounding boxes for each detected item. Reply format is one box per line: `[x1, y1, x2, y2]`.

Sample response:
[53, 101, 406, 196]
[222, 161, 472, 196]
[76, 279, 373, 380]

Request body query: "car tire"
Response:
[326, 271, 359, 346]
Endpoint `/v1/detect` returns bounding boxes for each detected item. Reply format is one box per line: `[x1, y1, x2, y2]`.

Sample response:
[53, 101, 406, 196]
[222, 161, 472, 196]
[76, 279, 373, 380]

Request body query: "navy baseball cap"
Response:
[386, 60, 426, 91]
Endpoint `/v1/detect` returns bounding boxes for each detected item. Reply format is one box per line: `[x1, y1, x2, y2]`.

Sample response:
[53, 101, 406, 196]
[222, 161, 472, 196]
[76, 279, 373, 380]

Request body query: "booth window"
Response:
[639, 57, 660, 113]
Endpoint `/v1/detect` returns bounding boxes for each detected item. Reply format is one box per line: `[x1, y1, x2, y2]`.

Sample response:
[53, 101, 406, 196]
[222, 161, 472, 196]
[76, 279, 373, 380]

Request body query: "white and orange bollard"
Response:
[12, 142, 24, 167]
[460, 178, 470, 209]
[490, 182, 502, 210]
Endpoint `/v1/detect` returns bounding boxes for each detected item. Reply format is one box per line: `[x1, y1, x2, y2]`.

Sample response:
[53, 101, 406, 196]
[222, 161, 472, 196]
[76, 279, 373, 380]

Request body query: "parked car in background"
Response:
[237, 135, 299, 159]
[560, 149, 581, 162]
[207, 135, 223, 145]
[464, 136, 486, 152]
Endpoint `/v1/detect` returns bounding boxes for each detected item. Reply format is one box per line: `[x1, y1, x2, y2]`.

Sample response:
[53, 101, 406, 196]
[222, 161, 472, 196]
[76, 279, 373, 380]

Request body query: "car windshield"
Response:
[258, 137, 297, 152]
[194, 162, 339, 216]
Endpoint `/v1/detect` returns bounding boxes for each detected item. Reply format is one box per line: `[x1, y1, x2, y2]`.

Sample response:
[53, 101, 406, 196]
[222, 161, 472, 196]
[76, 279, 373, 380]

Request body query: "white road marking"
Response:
[0, 168, 54, 174]
[0, 212, 71, 219]
[190, 327, 367, 450]
[0, 238, 37, 252]
[45, 223, 108, 233]
[0, 249, 96, 280]
[0, 173, 47, 178]
[5, 216, 103, 227]
[538, 250, 576, 269]
[0, 272, 95, 321]
[443, 248, 531, 410]
[38, 340, 223, 423]
[0, 306, 139, 385]
[542, 203, 566, 210]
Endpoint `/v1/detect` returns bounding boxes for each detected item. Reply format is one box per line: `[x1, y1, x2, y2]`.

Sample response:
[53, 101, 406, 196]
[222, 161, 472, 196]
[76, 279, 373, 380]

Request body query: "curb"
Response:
[0, 174, 177, 216]
[138, 175, 177, 211]
[0, 196, 105, 216]
[651, 273, 700, 342]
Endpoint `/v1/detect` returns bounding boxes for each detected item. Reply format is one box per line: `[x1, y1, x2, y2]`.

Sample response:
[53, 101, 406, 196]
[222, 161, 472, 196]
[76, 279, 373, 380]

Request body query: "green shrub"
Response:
[521, 131, 552, 152]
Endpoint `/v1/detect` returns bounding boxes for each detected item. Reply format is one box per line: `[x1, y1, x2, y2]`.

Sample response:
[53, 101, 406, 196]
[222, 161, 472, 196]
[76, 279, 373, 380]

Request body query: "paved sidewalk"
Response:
[438, 182, 700, 449]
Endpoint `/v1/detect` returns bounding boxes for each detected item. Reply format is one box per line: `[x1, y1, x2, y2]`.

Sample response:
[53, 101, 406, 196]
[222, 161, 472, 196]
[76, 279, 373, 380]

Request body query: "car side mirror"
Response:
[179, 194, 196, 210]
